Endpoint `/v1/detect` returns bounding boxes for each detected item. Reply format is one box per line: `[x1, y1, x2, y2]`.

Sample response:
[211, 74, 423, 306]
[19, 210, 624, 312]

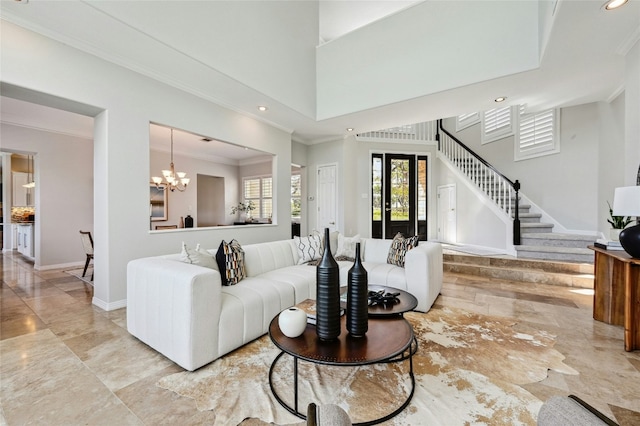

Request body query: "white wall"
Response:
[306, 136, 439, 239]
[624, 41, 640, 186]
[2, 21, 292, 310]
[436, 160, 509, 249]
[597, 94, 626, 235]
[443, 102, 602, 233]
[317, 1, 539, 119]
[1, 123, 93, 269]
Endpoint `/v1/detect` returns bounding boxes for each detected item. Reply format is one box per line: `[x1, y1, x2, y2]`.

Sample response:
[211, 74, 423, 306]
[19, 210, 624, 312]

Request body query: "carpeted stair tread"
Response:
[521, 223, 554, 228]
[521, 232, 597, 242]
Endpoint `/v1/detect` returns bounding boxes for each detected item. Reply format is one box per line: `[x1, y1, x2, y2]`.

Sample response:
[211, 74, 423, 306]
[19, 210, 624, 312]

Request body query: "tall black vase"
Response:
[347, 243, 368, 337]
[316, 228, 341, 341]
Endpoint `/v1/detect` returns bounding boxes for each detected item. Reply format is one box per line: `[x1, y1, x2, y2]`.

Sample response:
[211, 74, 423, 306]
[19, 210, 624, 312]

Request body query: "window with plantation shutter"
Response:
[243, 176, 272, 219]
[481, 106, 515, 144]
[515, 108, 559, 161]
[456, 111, 480, 131]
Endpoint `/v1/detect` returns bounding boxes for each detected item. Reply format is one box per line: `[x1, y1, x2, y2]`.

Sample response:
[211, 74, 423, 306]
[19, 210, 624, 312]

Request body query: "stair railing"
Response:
[436, 119, 521, 245]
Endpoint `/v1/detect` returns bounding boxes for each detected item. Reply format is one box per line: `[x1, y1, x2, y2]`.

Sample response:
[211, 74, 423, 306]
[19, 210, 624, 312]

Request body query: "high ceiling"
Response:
[1, 0, 638, 146]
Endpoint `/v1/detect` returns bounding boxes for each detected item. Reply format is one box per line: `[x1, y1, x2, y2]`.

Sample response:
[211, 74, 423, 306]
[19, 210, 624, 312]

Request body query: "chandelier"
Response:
[152, 128, 190, 192]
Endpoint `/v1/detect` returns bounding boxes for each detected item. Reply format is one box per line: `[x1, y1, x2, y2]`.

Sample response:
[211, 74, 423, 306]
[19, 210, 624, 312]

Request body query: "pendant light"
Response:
[22, 155, 35, 188]
[151, 128, 190, 192]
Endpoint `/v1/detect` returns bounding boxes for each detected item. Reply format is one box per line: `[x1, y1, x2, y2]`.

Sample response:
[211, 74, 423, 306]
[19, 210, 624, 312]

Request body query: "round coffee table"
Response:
[268, 312, 415, 425]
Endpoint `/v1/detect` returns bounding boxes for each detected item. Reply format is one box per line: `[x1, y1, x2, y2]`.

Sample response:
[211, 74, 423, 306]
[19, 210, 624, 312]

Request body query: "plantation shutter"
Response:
[244, 178, 260, 199]
[519, 108, 555, 151]
[456, 111, 480, 131]
[481, 106, 514, 143]
[484, 107, 511, 133]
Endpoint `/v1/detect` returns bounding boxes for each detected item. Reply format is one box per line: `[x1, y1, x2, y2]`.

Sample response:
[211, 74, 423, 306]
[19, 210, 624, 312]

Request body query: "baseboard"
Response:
[92, 297, 126, 312]
[35, 261, 85, 271]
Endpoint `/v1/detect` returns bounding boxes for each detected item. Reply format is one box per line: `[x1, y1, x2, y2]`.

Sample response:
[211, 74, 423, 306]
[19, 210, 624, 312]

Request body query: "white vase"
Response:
[610, 228, 622, 241]
[238, 211, 247, 222]
[278, 307, 307, 338]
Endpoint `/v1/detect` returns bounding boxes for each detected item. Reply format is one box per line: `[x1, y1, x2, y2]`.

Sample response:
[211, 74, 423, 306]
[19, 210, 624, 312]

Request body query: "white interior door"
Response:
[317, 164, 337, 232]
[437, 184, 456, 243]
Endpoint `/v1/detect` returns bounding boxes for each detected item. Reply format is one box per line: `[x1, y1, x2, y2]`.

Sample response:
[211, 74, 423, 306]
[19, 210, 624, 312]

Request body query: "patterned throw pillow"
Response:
[180, 242, 218, 270]
[386, 233, 419, 267]
[215, 240, 246, 285]
[294, 234, 322, 265]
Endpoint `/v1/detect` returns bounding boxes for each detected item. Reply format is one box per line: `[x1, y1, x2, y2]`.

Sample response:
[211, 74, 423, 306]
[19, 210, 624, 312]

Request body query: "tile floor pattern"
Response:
[1, 251, 639, 425]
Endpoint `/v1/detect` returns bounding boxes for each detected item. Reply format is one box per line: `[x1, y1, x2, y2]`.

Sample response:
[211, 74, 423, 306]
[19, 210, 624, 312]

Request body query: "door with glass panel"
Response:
[371, 154, 427, 240]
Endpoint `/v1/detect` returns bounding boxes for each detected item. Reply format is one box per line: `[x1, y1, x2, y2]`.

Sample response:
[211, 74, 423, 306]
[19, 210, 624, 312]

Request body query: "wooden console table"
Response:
[589, 246, 640, 351]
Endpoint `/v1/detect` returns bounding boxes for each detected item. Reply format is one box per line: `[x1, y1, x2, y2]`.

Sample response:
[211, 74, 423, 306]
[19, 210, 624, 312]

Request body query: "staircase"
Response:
[443, 252, 595, 288]
[467, 170, 595, 263]
[438, 120, 596, 264]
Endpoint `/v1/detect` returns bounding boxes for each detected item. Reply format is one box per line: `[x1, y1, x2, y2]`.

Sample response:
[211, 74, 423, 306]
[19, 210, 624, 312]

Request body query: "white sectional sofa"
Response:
[126, 237, 443, 371]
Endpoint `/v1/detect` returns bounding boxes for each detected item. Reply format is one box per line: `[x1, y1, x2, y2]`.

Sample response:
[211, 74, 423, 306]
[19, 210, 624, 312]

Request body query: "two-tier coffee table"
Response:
[268, 307, 415, 425]
[360, 285, 418, 317]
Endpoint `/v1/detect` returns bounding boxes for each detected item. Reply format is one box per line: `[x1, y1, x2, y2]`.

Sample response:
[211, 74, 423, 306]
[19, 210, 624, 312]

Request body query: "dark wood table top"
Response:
[269, 313, 413, 366]
[589, 245, 640, 265]
[340, 285, 418, 317]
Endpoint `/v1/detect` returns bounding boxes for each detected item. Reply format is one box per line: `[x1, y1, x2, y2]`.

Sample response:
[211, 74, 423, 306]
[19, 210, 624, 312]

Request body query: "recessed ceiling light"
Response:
[604, 0, 628, 10]
[258, 106, 268, 112]
[494, 97, 507, 103]
[346, 128, 354, 132]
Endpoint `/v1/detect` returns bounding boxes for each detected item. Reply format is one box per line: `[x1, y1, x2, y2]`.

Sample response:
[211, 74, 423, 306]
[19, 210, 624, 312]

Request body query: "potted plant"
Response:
[607, 201, 632, 241]
[231, 201, 257, 222]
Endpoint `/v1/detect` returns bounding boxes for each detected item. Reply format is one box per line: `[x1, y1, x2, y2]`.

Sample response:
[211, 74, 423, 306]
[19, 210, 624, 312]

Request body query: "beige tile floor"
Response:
[1, 251, 639, 425]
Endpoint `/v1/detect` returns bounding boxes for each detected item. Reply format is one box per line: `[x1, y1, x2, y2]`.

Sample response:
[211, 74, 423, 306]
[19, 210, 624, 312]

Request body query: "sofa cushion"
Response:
[387, 233, 419, 267]
[180, 242, 218, 270]
[361, 238, 392, 263]
[243, 240, 297, 277]
[257, 265, 317, 302]
[363, 262, 408, 291]
[216, 240, 246, 285]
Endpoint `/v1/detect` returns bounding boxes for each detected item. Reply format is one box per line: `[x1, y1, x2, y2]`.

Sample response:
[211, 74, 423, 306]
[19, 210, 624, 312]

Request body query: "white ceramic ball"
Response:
[278, 307, 307, 338]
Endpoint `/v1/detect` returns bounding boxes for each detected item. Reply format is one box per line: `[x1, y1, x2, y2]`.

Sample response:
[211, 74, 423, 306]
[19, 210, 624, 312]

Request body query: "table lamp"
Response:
[613, 186, 640, 258]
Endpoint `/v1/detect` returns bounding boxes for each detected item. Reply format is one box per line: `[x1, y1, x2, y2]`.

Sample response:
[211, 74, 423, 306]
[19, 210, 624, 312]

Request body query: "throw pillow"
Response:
[294, 234, 322, 265]
[386, 233, 419, 267]
[336, 233, 361, 258]
[180, 242, 218, 270]
[215, 239, 246, 285]
[310, 229, 339, 256]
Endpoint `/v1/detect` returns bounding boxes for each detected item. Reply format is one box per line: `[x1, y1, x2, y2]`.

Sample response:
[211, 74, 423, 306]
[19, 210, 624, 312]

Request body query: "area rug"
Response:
[156, 306, 577, 425]
[64, 267, 93, 285]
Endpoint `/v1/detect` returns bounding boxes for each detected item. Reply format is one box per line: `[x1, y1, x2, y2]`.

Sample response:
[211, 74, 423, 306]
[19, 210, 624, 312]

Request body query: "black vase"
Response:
[316, 228, 341, 341]
[347, 243, 368, 337]
[184, 215, 194, 228]
[620, 224, 640, 258]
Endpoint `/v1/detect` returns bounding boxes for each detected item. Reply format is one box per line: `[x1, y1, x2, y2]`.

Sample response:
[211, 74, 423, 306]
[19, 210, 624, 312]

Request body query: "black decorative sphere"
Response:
[619, 224, 640, 259]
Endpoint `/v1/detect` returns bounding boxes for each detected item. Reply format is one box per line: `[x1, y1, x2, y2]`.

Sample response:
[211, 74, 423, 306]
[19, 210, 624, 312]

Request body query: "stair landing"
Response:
[443, 251, 595, 289]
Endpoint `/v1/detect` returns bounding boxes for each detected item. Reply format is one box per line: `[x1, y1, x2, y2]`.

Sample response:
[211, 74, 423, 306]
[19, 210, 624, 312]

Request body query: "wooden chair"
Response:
[79, 231, 94, 281]
[155, 225, 178, 230]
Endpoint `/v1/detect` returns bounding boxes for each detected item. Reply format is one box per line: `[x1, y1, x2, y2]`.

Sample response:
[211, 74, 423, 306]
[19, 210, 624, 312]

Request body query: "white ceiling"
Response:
[1, 0, 639, 150]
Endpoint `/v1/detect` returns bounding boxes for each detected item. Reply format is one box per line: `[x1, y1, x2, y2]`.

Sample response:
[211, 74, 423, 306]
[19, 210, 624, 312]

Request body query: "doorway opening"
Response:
[371, 153, 428, 240]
